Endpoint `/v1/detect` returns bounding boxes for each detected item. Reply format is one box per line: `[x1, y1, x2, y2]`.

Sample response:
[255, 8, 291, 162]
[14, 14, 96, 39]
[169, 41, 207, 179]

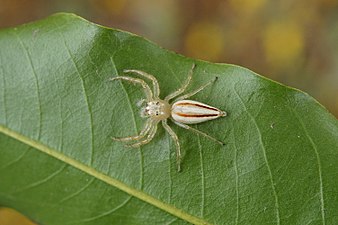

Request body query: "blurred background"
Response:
[0, 0, 337, 223]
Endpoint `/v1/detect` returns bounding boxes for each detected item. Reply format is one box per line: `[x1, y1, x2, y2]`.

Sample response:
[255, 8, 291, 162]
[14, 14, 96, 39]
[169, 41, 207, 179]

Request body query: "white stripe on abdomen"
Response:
[171, 100, 225, 124]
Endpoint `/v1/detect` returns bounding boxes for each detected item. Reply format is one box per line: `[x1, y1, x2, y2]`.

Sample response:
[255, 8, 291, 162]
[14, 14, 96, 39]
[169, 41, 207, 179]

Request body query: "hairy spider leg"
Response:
[164, 63, 195, 101]
[175, 77, 218, 101]
[110, 76, 153, 100]
[111, 119, 155, 142]
[127, 122, 159, 148]
[172, 119, 225, 145]
[162, 120, 182, 172]
[124, 69, 160, 99]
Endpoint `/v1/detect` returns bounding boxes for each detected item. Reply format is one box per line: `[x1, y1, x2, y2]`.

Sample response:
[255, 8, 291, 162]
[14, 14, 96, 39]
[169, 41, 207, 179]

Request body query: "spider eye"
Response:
[156, 112, 159, 116]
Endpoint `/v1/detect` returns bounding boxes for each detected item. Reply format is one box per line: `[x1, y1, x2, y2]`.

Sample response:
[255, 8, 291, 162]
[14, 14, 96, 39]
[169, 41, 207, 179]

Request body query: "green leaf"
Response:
[0, 13, 337, 225]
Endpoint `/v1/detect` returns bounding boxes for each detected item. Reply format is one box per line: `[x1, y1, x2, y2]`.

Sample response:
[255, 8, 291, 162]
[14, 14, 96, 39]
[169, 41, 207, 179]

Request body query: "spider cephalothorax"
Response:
[111, 64, 226, 171]
[142, 100, 171, 120]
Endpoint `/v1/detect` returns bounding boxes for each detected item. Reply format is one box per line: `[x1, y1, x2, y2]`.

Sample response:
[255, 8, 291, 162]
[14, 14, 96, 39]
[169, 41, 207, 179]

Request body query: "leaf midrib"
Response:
[0, 125, 211, 225]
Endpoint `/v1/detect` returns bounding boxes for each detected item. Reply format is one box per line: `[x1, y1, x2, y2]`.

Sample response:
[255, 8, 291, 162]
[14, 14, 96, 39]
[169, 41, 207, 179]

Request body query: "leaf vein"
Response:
[0, 56, 7, 124]
[231, 123, 240, 225]
[11, 164, 67, 194]
[167, 135, 173, 204]
[0, 149, 29, 170]
[196, 125, 205, 218]
[73, 196, 132, 224]
[63, 40, 94, 166]
[14, 32, 42, 139]
[234, 88, 281, 225]
[109, 57, 144, 190]
[289, 106, 326, 225]
[59, 177, 95, 203]
[0, 125, 211, 225]
[67, 197, 133, 224]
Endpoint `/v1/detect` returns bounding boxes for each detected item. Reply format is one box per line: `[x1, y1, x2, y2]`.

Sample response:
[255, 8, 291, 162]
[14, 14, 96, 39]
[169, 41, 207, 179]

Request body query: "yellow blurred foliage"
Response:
[0, 208, 36, 225]
[263, 21, 304, 67]
[229, 0, 267, 15]
[90, 0, 127, 14]
[184, 22, 225, 62]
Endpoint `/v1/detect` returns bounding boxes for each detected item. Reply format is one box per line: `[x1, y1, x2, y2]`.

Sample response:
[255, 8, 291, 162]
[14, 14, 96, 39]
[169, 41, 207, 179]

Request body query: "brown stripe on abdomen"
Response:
[175, 112, 219, 117]
[174, 102, 218, 111]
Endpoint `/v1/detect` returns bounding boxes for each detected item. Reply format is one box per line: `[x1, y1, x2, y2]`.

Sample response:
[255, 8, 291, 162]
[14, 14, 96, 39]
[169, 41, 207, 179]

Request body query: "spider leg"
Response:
[127, 121, 158, 148]
[110, 76, 153, 100]
[162, 119, 182, 172]
[164, 63, 195, 101]
[112, 119, 154, 142]
[124, 69, 160, 98]
[172, 119, 225, 146]
[175, 77, 218, 101]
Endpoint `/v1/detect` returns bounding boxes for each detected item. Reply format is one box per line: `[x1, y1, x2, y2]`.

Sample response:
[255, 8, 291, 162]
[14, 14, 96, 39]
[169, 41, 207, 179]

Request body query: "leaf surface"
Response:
[0, 13, 337, 225]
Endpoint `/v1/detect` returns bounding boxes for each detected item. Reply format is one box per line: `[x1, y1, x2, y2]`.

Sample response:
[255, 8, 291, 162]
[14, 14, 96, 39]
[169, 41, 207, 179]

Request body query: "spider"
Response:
[111, 64, 226, 171]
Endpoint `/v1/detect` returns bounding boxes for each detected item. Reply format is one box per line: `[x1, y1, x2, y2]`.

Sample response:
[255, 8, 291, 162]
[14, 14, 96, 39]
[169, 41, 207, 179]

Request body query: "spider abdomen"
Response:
[171, 100, 226, 124]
